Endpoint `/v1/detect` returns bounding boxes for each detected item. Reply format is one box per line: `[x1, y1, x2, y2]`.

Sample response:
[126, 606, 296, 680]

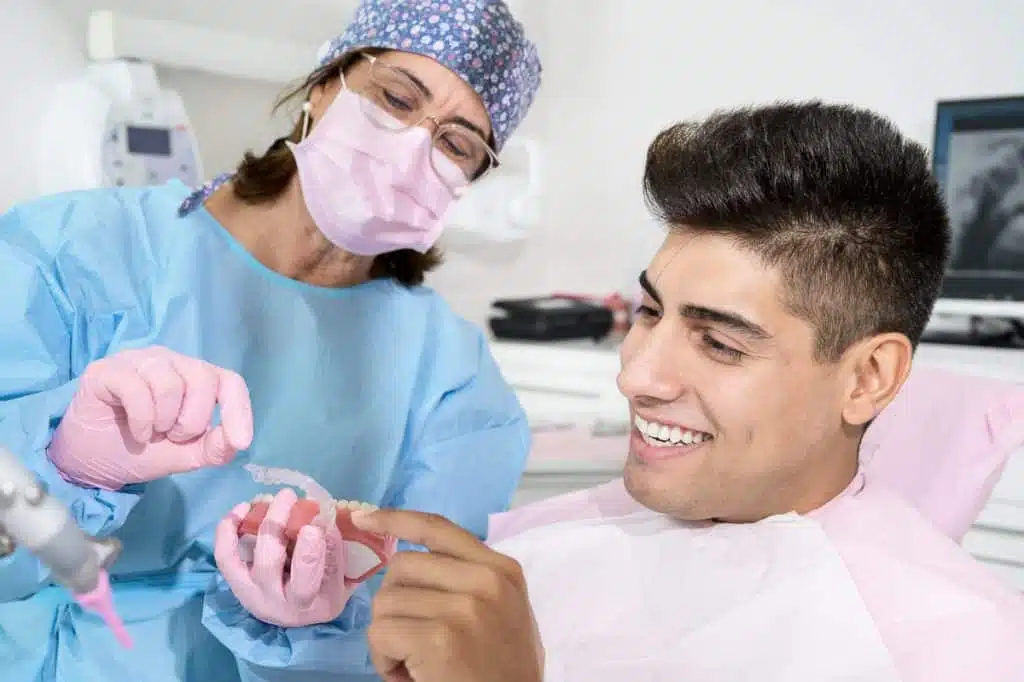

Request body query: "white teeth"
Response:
[634, 415, 710, 447]
[249, 494, 379, 511]
[335, 499, 378, 511]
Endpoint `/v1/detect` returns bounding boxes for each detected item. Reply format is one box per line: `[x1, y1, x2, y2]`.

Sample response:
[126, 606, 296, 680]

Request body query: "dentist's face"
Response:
[616, 230, 853, 523]
[307, 49, 494, 182]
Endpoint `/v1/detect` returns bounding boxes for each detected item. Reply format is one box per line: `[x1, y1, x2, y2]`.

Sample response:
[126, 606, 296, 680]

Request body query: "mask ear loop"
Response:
[299, 70, 348, 142]
[300, 101, 312, 141]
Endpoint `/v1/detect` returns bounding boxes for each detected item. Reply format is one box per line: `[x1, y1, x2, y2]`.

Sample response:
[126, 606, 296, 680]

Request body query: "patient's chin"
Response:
[624, 465, 703, 519]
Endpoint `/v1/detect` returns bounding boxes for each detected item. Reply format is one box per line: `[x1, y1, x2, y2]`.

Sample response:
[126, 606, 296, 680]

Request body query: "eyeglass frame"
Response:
[340, 52, 501, 187]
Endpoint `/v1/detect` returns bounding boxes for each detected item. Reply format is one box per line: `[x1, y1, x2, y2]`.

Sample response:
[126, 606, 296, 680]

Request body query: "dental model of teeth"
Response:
[634, 415, 712, 447]
[237, 465, 397, 586]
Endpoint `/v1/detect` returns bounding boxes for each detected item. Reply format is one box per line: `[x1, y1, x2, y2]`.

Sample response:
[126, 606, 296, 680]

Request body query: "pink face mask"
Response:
[287, 89, 465, 256]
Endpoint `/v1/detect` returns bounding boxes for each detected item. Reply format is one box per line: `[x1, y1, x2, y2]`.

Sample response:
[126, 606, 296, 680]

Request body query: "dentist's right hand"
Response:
[47, 346, 253, 491]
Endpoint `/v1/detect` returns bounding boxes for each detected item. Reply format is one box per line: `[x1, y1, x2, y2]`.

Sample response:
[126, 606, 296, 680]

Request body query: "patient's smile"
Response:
[632, 414, 713, 461]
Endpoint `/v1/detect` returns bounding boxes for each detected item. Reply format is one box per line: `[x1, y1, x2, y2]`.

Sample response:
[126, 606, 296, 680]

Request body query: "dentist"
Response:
[0, 1, 542, 680]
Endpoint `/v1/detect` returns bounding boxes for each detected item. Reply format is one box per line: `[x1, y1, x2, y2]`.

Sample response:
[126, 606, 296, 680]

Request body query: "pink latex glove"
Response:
[48, 346, 253, 490]
[214, 488, 352, 628]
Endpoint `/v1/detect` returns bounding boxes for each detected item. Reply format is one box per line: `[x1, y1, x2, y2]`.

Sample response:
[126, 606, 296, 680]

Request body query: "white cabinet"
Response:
[491, 340, 627, 508]
[493, 339, 1024, 590]
[491, 340, 626, 422]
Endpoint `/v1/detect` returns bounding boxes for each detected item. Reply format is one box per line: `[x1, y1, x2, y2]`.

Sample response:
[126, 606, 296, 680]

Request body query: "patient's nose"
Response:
[617, 326, 686, 405]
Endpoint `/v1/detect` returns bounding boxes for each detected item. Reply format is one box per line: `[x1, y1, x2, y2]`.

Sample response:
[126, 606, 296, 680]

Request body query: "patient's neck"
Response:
[781, 433, 862, 517]
[714, 441, 860, 524]
[790, 449, 860, 516]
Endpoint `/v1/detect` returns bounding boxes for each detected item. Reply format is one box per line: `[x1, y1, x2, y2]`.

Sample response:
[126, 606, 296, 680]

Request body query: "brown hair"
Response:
[231, 49, 443, 286]
[642, 103, 951, 361]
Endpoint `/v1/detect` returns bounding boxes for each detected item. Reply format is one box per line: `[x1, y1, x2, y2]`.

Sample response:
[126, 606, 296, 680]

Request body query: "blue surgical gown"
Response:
[0, 180, 531, 682]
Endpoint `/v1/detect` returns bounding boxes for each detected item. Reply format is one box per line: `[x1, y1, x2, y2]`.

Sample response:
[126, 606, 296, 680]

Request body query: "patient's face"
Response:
[617, 230, 854, 522]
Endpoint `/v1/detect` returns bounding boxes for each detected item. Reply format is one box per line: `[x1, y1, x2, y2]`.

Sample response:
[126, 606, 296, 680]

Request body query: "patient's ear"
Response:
[839, 333, 912, 427]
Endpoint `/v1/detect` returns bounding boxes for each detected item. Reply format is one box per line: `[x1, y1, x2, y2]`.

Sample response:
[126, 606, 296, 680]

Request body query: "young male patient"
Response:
[350, 102, 1024, 681]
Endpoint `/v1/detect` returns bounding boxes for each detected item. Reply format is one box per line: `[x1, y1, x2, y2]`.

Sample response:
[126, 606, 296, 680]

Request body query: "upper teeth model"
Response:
[237, 465, 397, 585]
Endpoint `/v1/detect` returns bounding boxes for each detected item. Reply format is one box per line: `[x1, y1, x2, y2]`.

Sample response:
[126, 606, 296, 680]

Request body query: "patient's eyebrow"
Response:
[639, 270, 771, 340]
[638, 271, 661, 306]
[681, 304, 772, 340]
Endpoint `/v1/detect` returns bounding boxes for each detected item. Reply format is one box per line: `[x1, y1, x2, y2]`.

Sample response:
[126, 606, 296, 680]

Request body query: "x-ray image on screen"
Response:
[945, 130, 1024, 273]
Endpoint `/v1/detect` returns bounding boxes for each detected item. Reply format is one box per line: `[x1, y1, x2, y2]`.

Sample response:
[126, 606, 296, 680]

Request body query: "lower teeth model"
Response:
[236, 464, 397, 586]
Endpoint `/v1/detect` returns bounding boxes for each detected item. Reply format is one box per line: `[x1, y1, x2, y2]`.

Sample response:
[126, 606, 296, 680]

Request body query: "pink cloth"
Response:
[494, 494, 905, 680]
[489, 478, 639, 541]
[813, 478, 1024, 681]
[861, 366, 1024, 541]
[491, 475, 1024, 680]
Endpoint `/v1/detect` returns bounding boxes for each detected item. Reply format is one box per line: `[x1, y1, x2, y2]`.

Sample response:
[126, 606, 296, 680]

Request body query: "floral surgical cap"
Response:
[320, 0, 542, 152]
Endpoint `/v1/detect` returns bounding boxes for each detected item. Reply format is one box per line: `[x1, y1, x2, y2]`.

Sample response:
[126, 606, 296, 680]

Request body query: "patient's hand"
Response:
[353, 509, 544, 682]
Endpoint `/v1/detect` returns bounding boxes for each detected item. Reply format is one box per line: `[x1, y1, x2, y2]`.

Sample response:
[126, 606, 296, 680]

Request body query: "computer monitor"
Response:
[932, 96, 1024, 303]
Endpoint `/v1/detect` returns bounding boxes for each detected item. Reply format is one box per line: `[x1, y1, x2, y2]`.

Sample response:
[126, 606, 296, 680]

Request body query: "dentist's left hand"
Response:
[215, 488, 353, 628]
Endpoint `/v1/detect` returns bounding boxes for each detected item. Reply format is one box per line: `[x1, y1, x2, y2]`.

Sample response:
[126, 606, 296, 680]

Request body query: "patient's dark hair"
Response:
[642, 101, 951, 361]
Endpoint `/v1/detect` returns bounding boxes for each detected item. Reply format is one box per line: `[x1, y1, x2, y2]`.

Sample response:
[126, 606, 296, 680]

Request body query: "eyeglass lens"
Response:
[359, 61, 495, 184]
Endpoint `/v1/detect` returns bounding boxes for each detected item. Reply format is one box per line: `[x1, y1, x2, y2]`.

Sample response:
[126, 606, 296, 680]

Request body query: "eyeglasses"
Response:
[348, 53, 498, 191]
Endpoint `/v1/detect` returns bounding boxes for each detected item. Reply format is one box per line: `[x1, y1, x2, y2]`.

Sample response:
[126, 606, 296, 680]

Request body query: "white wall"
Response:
[0, 0, 85, 210]
[155, 67, 292, 178]
[427, 0, 562, 326]
[0, 2, 292, 208]
[6, 0, 1023, 329]
[429, 0, 1024, 327]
